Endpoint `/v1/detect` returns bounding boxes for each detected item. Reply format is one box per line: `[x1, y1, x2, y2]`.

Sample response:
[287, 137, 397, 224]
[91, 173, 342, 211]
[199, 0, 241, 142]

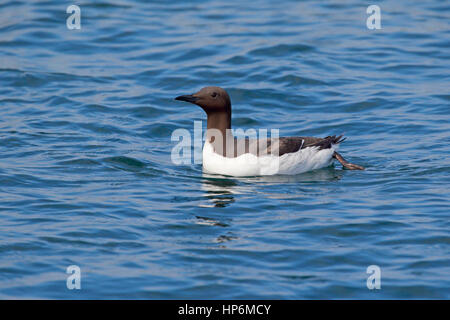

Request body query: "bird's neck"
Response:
[205, 110, 234, 156]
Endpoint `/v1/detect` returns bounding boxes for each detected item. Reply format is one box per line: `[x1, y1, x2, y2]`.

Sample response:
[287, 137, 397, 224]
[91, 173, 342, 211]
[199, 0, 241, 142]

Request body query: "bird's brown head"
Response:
[175, 86, 231, 114]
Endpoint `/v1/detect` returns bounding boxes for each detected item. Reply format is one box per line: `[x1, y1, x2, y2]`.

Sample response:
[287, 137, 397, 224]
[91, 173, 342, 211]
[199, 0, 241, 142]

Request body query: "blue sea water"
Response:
[0, 0, 449, 299]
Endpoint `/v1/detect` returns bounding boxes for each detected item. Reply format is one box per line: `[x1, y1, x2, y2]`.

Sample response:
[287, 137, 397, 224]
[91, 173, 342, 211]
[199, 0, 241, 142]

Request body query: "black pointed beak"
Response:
[175, 94, 199, 104]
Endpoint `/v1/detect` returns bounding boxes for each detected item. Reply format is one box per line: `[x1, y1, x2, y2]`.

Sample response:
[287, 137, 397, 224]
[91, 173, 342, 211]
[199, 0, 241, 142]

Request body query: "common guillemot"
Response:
[175, 86, 364, 176]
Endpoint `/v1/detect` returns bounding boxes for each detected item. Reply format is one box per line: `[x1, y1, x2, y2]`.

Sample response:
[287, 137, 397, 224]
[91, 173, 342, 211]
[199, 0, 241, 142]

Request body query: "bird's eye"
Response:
[211, 92, 218, 98]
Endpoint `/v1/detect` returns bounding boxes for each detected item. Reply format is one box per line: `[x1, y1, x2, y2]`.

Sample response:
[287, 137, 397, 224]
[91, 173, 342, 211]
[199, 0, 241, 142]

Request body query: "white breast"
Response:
[202, 141, 336, 177]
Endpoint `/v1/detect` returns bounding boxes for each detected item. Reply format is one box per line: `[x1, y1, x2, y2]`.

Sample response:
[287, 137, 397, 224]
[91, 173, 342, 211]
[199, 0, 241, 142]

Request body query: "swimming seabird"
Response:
[175, 86, 364, 176]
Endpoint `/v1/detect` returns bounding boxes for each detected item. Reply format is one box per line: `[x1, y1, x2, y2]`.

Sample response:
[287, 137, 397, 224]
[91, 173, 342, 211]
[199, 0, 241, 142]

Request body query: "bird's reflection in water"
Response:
[199, 174, 240, 208]
[195, 214, 237, 247]
[195, 215, 229, 227]
[200, 167, 343, 207]
[198, 167, 343, 246]
[197, 175, 242, 246]
[243, 167, 343, 184]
